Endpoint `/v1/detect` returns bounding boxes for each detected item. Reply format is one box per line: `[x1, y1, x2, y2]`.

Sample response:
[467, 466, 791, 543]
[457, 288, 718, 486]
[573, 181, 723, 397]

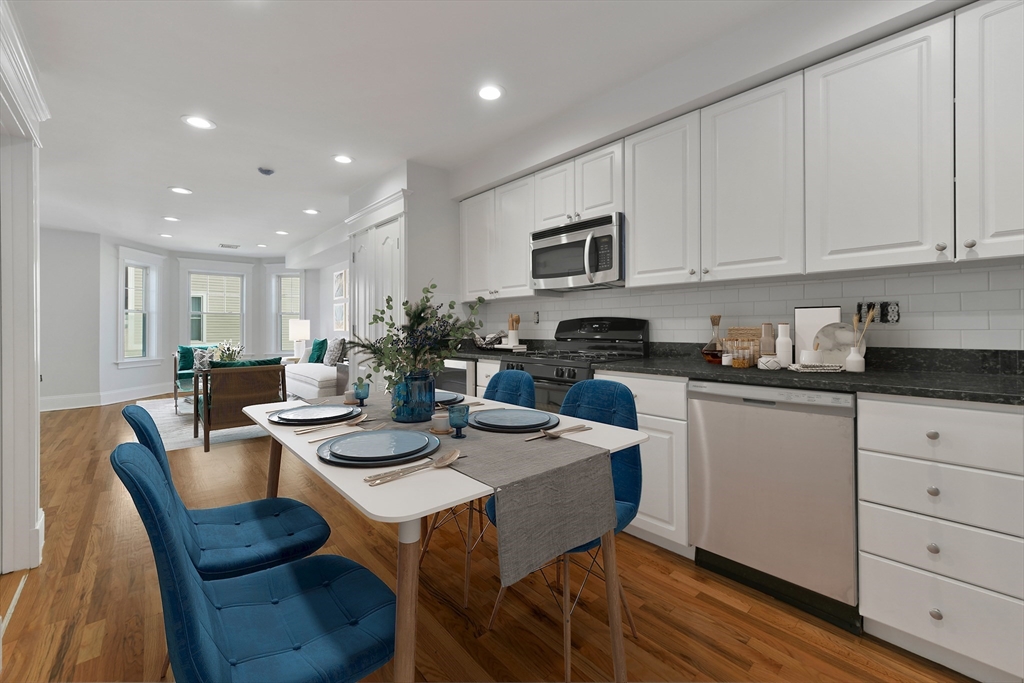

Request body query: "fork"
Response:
[523, 425, 592, 442]
[306, 420, 379, 443]
[293, 413, 368, 434]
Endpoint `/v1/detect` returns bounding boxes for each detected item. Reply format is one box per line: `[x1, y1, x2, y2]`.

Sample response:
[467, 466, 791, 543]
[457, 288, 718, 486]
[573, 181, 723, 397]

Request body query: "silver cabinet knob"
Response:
[926, 430, 940, 440]
[929, 608, 943, 621]
[927, 486, 941, 497]
[566, 214, 573, 221]
[688, 269, 696, 275]
[935, 243, 947, 251]
[574, 212, 580, 220]
[927, 543, 940, 554]
[964, 239, 977, 249]
[702, 267, 710, 274]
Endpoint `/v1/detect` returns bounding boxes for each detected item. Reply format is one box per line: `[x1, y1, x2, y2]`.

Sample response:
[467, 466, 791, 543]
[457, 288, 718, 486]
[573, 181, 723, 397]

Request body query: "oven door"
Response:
[533, 378, 573, 414]
[530, 213, 623, 290]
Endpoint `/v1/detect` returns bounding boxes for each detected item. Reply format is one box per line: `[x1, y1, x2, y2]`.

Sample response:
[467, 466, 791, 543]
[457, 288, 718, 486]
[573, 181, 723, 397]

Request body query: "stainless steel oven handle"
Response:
[583, 231, 595, 283]
[533, 378, 575, 391]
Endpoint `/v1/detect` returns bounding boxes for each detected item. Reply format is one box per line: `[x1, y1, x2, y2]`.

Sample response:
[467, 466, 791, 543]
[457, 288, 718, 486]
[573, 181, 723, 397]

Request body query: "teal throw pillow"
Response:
[309, 338, 328, 364]
[209, 357, 282, 368]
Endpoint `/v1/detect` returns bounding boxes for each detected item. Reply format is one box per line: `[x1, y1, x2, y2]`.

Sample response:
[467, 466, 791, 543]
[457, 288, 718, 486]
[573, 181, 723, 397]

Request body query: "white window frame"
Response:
[117, 246, 164, 367]
[265, 263, 304, 356]
[178, 258, 254, 352]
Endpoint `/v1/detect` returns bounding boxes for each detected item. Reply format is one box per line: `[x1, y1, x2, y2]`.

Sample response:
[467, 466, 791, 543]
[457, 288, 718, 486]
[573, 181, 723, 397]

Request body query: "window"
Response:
[123, 265, 148, 358]
[278, 274, 300, 352]
[189, 273, 243, 345]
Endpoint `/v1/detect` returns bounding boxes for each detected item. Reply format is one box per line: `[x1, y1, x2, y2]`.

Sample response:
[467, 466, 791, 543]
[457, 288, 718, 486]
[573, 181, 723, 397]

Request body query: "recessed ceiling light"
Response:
[275, 231, 289, 235]
[163, 216, 180, 222]
[333, 155, 353, 164]
[257, 244, 267, 248]
[181, 115, 216, 129]
[302, 209, 319, 215]
[169, 186, 192, 194]
[160, 234, 173, 238]
[479, 85, 504, 100]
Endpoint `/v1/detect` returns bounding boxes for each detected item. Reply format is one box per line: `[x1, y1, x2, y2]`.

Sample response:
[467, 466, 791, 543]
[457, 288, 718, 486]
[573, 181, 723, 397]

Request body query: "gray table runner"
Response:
[328, 399, 617, 586]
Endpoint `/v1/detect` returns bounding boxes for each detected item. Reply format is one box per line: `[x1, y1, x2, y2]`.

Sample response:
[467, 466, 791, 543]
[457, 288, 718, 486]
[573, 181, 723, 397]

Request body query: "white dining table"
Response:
[243, 397, 649, 683]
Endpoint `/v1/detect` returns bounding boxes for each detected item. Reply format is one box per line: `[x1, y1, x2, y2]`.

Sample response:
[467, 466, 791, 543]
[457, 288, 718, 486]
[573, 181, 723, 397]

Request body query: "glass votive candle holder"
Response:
[352, 382, 370, 406]
[448, 404, 470, 439]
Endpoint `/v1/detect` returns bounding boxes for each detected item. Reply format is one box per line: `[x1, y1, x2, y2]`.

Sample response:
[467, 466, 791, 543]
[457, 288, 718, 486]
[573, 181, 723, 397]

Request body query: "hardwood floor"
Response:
[1, 398, 975, 683]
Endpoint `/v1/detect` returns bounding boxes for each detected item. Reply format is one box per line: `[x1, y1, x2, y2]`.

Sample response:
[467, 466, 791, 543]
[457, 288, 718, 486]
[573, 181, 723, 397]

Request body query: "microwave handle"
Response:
[583, 231, 595, 283]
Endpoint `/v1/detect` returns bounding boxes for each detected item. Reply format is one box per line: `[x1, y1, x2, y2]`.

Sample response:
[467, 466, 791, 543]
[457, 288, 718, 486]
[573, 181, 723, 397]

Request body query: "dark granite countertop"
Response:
[599, 353, 1024, 406]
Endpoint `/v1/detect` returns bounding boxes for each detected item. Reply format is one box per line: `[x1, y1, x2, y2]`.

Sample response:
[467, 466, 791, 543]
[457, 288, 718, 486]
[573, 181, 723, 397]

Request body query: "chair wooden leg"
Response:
[463, 501, 474, 608]
[487, 585, 508, 630]
[618, 578, 638, 639]
[418, 512, 439, 566]
[563, 554, 572, 683]
[160, 651, 171, 681]
[203, 422, 210, 452]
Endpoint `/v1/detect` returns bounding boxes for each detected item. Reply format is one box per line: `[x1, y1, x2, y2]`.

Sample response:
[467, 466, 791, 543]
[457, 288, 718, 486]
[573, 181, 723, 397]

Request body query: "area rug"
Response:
[135, 398, 268, 451]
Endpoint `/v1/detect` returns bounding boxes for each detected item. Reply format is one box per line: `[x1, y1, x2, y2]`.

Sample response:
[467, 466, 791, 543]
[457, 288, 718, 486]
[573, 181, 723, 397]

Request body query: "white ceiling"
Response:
[14, 0, 791, 258]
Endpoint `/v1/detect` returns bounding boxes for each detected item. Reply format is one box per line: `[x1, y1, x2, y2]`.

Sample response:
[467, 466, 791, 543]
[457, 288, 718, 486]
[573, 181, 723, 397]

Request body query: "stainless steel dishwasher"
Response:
[688, 381, 860, 631]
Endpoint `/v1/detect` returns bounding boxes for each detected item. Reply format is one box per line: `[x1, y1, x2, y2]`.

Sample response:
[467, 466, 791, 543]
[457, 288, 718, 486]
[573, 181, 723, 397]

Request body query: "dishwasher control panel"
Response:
[688, 381, 855, 409]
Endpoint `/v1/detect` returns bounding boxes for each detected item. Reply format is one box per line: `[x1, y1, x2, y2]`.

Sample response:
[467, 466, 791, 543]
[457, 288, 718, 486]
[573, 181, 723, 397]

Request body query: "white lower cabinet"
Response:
[858, 394, 1024, 682]
[595, 371, 690, 556]
[476, 360, 500, 397]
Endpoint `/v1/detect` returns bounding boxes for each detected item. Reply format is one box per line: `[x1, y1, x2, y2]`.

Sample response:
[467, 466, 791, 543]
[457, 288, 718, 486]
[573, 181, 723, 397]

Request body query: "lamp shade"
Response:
[288, 319, 311, 342]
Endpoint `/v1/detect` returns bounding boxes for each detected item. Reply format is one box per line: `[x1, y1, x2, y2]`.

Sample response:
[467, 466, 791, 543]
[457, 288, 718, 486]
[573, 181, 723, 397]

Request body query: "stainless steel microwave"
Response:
[530, 213, 624, 290]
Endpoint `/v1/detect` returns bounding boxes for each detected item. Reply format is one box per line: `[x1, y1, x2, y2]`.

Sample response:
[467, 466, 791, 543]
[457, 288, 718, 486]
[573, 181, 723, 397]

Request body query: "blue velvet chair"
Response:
[418, 369, 535, 607]
[122, 405, 331, 580]
[484, 379, 642, 681]
[111, 442, 396, 683]
[483, 369, 535, 407]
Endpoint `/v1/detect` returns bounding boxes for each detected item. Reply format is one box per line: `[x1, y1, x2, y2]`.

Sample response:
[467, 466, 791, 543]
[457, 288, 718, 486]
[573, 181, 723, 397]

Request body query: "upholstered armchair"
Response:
[194, 361, 286, 451]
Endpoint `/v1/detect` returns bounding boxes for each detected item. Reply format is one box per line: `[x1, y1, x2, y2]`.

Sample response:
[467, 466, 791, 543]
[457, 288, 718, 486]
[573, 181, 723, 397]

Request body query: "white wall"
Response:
[39, 228, 100, 405]
[406, 161, 461, 310]
[480, 261, 1024, 351]
[317, 260, 349, 340]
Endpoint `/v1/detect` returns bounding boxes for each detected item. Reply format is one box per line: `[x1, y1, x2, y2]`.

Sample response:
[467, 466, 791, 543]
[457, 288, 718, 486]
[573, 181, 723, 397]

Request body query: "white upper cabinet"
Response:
[625, 112, 701, 287]
[805, 19, 955, 273]
[534, 160, 575, 231]
[460, 190, 494, 302]
[493, 175, 535, 298]
[574, 140, 624, 220]
[955, 0, 1024, 261]
[701, 73, 805, 281]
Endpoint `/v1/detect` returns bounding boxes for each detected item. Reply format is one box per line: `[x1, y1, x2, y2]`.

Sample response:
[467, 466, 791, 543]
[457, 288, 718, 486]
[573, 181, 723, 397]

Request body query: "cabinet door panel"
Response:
[627, 414, 688, 548]
[626, 112, 701, 287]
[460, 191, 494, 302]
[494, 176, 535, 298]
[806, 19, 954, 272]
[535, 161, 575, 231]
[575, 141, 624, 220]
[955, 0, 1024, 260]
[701, 74, 804, 281]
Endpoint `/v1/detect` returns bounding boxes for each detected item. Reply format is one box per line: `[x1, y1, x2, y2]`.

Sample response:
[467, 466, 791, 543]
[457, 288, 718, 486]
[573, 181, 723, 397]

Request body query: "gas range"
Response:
[500, 317, 649, 386]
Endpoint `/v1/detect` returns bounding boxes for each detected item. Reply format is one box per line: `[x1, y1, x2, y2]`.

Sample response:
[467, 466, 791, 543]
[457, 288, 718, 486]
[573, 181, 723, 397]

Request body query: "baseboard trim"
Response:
[99, 383, 168, 406]
[40, 392, 102, 412]
[623, 526, 695, 560]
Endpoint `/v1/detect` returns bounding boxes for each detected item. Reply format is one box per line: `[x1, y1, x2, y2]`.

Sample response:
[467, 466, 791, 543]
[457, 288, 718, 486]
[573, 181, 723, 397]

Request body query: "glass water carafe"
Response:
[702, 315, 724, 364]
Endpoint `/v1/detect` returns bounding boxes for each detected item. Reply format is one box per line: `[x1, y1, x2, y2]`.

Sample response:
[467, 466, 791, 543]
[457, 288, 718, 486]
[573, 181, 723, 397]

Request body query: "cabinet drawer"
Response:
[476, 361, 500, 389]
[593, 372, 686, 421]
[859, 451, 1024, 536]
[859, 397, 1024, 475]
[860, 502, 1024, 599]
[860, 553, 1024, 678]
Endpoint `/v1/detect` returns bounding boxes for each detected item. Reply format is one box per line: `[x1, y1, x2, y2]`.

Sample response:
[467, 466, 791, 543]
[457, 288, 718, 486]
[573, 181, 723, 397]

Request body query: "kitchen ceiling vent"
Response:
[218, 243, 240, 249]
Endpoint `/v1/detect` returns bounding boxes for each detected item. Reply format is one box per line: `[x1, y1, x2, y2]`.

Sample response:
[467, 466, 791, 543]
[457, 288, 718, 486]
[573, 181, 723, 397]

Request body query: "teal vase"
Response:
[391, 370, 434, 423]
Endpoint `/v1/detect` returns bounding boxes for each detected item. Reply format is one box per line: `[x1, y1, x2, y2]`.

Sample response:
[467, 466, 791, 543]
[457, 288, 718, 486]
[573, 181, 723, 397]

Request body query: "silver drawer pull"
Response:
[926, 486, 941, 497]
[929, 608, 943, 621]
[926, 430, 940, 440]
[927, 543, 940, 554]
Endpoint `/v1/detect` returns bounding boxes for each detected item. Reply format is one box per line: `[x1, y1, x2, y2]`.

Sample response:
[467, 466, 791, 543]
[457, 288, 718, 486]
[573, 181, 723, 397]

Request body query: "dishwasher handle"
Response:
[743, 398, 777, 407]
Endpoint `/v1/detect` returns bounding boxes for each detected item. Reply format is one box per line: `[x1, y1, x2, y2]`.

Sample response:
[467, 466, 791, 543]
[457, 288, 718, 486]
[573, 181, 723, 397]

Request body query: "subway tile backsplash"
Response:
[480, 262, 1024, 350]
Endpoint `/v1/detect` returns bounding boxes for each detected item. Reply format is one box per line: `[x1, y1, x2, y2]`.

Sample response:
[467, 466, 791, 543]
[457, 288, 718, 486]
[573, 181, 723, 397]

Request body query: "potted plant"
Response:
[218, 340, 244, 362]
[349, 285, 483, 423]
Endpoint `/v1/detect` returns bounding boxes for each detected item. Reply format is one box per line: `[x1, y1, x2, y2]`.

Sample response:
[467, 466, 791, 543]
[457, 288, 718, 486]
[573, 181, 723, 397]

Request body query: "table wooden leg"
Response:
[601, 531, 627, 683]
[395, 519, 421, 683]
[266, 439, 282, 498]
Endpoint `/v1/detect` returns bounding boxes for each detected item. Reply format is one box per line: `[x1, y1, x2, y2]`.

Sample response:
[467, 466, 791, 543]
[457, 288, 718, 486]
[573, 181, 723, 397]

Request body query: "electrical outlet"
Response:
[533, 311, 540, 324]
[857, 300, 900, 324]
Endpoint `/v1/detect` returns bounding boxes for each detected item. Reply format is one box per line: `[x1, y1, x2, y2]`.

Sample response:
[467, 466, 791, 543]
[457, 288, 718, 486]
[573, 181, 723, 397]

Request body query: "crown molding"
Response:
[0, 0, 50, 145]
[344, 189, 411, 226]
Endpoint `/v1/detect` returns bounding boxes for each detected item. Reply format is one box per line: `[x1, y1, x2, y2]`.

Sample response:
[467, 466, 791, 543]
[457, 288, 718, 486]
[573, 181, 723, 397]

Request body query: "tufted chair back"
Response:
[483, 369, 536, 408]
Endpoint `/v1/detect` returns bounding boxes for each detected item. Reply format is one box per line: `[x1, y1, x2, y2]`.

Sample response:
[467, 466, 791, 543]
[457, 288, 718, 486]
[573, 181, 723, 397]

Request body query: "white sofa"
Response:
[285, 362, 349, 399]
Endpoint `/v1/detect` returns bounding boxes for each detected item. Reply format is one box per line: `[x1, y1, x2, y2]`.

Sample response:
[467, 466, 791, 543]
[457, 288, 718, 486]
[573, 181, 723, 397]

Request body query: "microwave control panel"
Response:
[594, 235, 613, 271]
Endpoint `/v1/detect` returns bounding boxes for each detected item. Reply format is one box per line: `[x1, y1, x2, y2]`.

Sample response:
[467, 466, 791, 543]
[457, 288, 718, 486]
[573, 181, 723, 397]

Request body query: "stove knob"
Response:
[505, 362, 514, 370]
[516, 363, 525, 371]
[567, 368, 577, 379]
[554, 367, 565, 378]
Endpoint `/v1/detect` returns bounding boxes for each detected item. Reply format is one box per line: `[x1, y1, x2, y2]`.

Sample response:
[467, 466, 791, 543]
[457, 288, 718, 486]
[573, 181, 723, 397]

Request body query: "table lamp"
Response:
[289, 319, 311, 359]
